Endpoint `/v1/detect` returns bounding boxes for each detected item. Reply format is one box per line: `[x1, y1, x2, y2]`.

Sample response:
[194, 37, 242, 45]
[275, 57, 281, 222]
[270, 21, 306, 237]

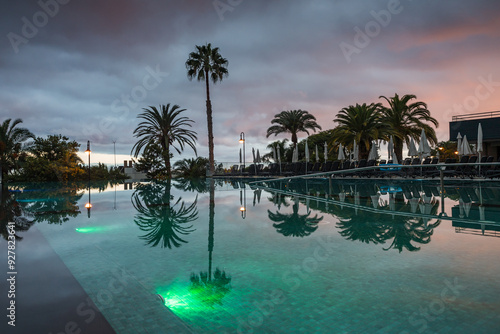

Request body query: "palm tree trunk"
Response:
[291, 132, 298, 148]
[164, 138, 171, 179]
[205, 72, 215, 177]
[394, 137, 403, 163]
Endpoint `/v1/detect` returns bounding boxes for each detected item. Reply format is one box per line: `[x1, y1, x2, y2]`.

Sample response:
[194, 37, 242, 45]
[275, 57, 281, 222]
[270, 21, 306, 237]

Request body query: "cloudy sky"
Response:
[1, 0, 500, 165]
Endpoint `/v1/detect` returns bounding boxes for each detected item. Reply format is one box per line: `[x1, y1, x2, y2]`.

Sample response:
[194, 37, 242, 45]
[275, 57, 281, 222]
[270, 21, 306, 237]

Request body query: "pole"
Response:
[113, 140, 116, 168]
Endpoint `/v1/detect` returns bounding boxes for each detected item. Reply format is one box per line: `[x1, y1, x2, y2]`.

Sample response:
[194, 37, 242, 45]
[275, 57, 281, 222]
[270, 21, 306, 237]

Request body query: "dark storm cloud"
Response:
[1, 0, 500, 163]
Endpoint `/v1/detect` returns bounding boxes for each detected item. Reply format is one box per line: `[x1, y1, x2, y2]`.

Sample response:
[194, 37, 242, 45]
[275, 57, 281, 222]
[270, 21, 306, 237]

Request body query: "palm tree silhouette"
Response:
[268, 197, 322, 237]
[266, 110, 321, 149]
[332, 103, 385, 160]
[131, 104, 197, 179]
[0, 118, 34, 183]
[186, 43, 228, 176]
[379, 93, 439, 163]
[132, 181, 197, 248]
[336, 213, 390, 245]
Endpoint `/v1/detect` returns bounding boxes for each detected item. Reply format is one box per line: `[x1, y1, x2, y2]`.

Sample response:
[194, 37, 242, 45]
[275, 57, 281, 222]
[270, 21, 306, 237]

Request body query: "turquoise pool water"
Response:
[2, 178, 500, 333]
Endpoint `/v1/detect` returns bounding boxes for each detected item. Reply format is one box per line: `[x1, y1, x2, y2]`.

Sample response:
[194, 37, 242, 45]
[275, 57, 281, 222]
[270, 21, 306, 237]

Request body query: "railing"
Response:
[452, 110, 500, 121]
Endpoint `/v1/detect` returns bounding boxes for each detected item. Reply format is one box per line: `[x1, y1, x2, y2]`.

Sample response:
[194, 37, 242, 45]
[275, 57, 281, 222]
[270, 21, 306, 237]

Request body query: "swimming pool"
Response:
[1, 178, 500, 333]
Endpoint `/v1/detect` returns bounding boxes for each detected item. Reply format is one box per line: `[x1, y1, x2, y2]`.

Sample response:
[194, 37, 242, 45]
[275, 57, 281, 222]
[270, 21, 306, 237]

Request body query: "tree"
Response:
[266, 110, 322, 148]
[379, 94, 439, 163]
[134, 142, 167, 179]
[0, 118, 34, 183]
[332, 103, 384, 160]
[21, 134, 85, 182]
[173, 157, 209, 179]
[132, 104, 197, 179]
[186, 43, 228, 176]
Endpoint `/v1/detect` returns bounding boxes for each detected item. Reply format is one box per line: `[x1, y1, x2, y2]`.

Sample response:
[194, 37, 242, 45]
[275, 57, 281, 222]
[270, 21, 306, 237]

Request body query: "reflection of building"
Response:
[119, 160, 147, 181]
[449, 111, 500, 159]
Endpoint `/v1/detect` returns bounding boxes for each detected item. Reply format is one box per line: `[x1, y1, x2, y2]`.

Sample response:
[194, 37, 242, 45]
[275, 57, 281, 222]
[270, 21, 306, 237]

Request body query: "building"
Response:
[449, 110, 500, 160]
[121, 160, 147, 180]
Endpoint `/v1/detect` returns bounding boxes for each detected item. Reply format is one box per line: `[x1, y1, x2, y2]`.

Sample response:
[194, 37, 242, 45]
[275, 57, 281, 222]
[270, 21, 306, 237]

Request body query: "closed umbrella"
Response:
[256, 149, 261, 163]
[239, 148, 242, 164]
[392, 150, 399, 165]
[315, 145, 319, 163]
[252, 147, 256, 163]
[273, 146, 277, 162]
[462, 135, 472, 155]
[324, 142, 328, 163]
[305, 140, 309, 162]
[408, 137, 418, 157]
[456, 132, 462, 156]
[353, 140, 358, 161]
[368, 141, 377, 161]
[277, 145, 282, 174]
[338, 143, 345, 160]
[388, 136, 394, 161]
[418, 129, 431, 158]
[292, 145, 298, 162]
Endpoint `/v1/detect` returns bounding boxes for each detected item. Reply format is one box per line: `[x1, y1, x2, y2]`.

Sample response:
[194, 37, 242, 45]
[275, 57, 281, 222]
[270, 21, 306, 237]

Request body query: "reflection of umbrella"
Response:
[370, 194, 380, 208]
[338, 143, 345, 160]
[315, 145, 319, 163]
[457, 132, 463, 156]
[324, 142, 328, 163]
[462, 135, 472, 155]
[418, 129, 431, 158]
[408, 137, 418, 157]
[409, 198, 419, 213]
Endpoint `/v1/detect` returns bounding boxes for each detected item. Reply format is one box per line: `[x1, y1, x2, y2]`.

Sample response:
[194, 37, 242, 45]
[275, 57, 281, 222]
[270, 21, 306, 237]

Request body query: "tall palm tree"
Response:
[379, 93, 439, 162]
[186, 43, 228, 176]
[0, 118, 34, 183]
[266, 110, 322, 149]
[332, 103, 384, 160]
[132, 104, 197, 179]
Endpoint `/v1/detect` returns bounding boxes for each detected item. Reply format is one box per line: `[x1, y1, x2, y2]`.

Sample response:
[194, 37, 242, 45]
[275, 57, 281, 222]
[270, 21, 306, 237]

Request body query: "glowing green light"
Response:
[75, 226, 108, 233]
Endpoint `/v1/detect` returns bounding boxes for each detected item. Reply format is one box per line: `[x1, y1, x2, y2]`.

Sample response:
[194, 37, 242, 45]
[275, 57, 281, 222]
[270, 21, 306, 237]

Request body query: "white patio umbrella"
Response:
[324, 142, 328, 163]
[388, 136, 394, 161]
[462, 135, 472, 155]
[477, 122, 483, 160]
[456, 132, 463, 156]
[392, 150, 399, 165]
[418, 129, 431, 159]
[338, 143, 345, 160]
[353, 140, 358, 161]
[315, 145, 319, 163]
[408, 137, 418, 157]
[292, 145, 298, 162]
[368, 140, 378, 161]
[305, 140, 309, 162]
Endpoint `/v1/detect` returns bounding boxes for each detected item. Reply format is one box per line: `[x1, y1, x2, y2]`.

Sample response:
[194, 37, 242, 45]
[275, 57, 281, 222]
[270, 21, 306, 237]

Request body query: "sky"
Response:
[1, 0, 500, 165]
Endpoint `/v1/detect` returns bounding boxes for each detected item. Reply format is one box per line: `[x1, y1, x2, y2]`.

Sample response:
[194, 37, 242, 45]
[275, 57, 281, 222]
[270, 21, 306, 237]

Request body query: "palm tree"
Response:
[132, 104, 197, 179]
[266, 110, 322, 149]
[332, 103, 384, 160]
[186, 43, 228, 176]
[379, 93, 439, 162]
[0, 118, 34, 183]
[173, 157, 209, 179]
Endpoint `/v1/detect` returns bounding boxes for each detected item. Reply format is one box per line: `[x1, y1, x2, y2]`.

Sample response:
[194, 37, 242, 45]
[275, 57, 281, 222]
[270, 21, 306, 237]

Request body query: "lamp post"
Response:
[85, 141, 92, 217]
[239, 132, 245, 170]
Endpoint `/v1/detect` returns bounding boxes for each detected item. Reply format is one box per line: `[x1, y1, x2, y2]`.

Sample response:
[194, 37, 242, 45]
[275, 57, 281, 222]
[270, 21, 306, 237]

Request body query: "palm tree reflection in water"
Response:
[189, 179, 231, 307]
[268, 196, 323, 237]
[0, 185, 34, 240]
[132, 181, 197, 248]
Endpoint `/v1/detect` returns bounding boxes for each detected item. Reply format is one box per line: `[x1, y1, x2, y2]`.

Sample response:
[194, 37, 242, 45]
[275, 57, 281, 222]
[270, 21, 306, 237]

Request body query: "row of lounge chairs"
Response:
[220, 156, 500, 178]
